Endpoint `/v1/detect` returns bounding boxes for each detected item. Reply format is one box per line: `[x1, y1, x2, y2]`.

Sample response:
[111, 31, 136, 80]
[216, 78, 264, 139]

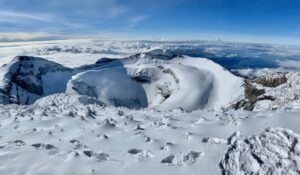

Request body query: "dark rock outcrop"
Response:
[0, 56, 71, 104]
[125, 49, 179, 62]
[253, 72, 287, 87]
[232, 73, 287, 110]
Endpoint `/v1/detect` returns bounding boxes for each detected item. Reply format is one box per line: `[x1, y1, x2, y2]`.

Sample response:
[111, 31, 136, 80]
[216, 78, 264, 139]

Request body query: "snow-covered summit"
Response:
[0, 49, 244, 111]
[67, 49, 244, 111]
[2, 49, 299, 112]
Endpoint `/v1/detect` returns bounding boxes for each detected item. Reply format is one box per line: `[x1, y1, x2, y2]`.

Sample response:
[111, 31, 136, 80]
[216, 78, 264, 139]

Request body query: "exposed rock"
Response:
[233, 81, 267, 111]
[244, 81, 265, 101]
[95, 58, 116, 64]
[0, 56, 71, 104]
[253, 72, 287, 87]
[126, 49, 178, 62]
[231, 72, 300, 111]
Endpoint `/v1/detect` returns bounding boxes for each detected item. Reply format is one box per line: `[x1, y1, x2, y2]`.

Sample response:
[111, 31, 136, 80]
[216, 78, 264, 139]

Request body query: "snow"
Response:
[157, 64, 214, 111]
[220, 127, 300, 174]
[0, 47, 244, 111]
[67, 68, 148, 109]
[64, 53, 241, 112]
[0, 94, 300, 174]
[67, 62, 215, 111]
[172, 56, 244, 109]
[0, 39, 300, 175]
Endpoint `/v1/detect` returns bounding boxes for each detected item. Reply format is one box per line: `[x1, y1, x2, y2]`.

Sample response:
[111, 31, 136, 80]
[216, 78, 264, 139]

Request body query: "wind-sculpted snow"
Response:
[0, 49, 243, 111]
[220, 128, 300, 175]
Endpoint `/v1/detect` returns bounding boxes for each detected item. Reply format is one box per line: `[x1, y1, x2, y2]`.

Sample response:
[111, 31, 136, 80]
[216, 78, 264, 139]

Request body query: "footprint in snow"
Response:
[128, 148, 142, 154]
[161, 142, 174, 151]
[83, 150, 109, 162]
[161, 151, 203, 165]
[13, 140, 26, 146]
[31, 143, 58, 155]
[201, 137, 227, 144]
[161, 155, 175, 164]
[31, 143, 56, 150]
[128, 148, 154, 161]
[69, 139, 87, 149]
[182, 151, 203, 165]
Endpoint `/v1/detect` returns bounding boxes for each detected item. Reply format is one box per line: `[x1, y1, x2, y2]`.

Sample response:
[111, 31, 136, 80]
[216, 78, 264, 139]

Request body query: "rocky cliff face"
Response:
[0, 56, 72, 104]
[253, 72, 287, 87]
[232, 72, 300, 111]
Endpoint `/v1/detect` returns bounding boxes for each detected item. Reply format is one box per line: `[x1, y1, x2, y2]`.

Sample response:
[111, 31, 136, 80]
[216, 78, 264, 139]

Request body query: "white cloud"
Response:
[0, 32, 65, 42]
[125, 15, 149, 29]
[277, 60, 300, 69]
[107, 6, 129, 18]
[0, 10, 52, 22]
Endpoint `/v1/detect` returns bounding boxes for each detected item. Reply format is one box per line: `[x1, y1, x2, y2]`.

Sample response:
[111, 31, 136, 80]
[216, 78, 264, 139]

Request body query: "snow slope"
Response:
[172, 56, 244, 109]
[0, 94, 299, 175]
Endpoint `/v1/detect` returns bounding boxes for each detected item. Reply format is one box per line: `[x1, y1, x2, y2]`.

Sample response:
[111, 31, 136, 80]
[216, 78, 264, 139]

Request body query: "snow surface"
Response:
[67, 68, 148, 109]
[0, 94, 300, 175]
[172, 56, 244, 109]
[220, 127, 300, 175]
[0, 40, 300, 175]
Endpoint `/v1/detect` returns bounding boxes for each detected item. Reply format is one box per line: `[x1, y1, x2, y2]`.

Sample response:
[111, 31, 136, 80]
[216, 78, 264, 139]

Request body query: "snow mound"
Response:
[172, 56, 244, 109]
[157, 64, 214, 111]
[220, 128, 300, 175]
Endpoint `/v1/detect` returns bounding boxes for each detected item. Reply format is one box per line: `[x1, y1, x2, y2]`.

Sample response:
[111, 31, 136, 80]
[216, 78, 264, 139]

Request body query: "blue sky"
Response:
[0, 0, 299, 44]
